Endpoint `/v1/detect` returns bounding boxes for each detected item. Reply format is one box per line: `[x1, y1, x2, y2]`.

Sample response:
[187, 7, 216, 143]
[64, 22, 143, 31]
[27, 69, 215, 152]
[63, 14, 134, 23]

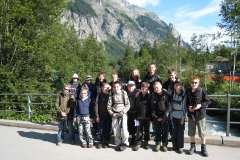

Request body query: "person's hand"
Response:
[90, 119, 94, 123]
[96, 118, 100, 123]
[113, 114, 118, 119]
[61, 112, 67, 117]
[135, 91, 141, 98]
[73, 118, 77, 123]
[119, 112, 123, 117]
[180, 119, 184, 125]
[170, 117, 173, 122]
[149, 121, 153, 123]
[193, 104, 201, 110]
[157, 117, 162, 122]
[188, 106, 194, 112]
[134, 119, 137, 123]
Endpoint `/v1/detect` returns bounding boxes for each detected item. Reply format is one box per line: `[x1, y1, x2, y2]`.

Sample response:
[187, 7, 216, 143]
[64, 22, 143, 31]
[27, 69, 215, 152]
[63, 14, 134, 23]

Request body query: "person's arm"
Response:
[150, 94, 157, 119]
[201, 89, 210, 108]
[95, 95, 100, 122]
[122, 91, 130, 114]
[107, 95, 114, 117]
[73, 101, 77, 123]
[55, 95, 62, 113]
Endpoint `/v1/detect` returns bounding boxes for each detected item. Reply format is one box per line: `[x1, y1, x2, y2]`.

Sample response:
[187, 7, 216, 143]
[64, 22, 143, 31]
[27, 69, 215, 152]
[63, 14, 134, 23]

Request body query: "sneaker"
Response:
[82, 143, 87, 148]
[57, 142, 62, 146]
[162, 143, 167, 152]
[144, 141, 150, 150]
[119, 143, 127, 151]
[71, 141, 75, 145]
[155, 144, 160, 152]
[178, 148, 183, 154]
[88, 143, 94, 148]
[97, 141, 102, 149]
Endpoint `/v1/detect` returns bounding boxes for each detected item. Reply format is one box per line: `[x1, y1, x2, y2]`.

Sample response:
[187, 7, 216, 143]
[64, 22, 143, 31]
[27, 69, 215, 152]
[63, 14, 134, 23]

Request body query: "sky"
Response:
[127, 0, 225, 44]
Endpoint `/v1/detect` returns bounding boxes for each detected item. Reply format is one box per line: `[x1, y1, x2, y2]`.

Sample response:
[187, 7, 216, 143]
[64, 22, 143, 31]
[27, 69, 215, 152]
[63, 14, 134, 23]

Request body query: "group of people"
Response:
[55, 62, 210, 157]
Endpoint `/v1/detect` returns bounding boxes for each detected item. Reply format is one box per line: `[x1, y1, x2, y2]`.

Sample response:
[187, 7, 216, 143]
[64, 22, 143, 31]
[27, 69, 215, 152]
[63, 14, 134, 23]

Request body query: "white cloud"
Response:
[158, 0, 228, 44]
[127, 0, 161, 7]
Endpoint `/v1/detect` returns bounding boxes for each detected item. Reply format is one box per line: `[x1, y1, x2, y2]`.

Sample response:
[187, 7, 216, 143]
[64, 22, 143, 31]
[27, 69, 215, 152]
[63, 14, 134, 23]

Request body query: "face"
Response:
[168, 73, 176, 81]
[148, 64, 156, 74]
[113, 84, 121, 93]
[86, 79, 92, 84]
[127, 85, 136, 93]
[190, 79, 200, 90]
[80, 90, 88, 99]
[111, 74, 118, 82]
[132, 70, 138, 78]
[63, 86, 70, 94]
[98, 74, 104, 82]
[141, 87, 149, 95]
[102, 85, 110, 94]
[153, 83, 162, 94]
[174, 83, 183, 91]
[72, 78, 78, 83]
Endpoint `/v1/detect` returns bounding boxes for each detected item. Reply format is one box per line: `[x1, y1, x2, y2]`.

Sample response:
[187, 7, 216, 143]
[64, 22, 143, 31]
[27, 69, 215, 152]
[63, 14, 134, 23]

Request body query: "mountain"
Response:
[62, 0, 180, 59]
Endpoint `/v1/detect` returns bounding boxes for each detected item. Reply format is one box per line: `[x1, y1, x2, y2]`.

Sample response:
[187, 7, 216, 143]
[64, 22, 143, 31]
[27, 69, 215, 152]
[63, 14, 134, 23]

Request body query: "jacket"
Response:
[135, 92, 152, 120]
[186, 87, 210, 120]
[55, 93, 75, 120]
[162, 77, 178, 95]
[142, 72, 162, 92]
[92, 78, 107, 101]
[94, 92, 110, 119]
[69, 81, 81, 98]
[74, 96, 93, 119]
[170, 89, 186, 120]
[107, 90, 130, 117]
[151, 90, 171, 119]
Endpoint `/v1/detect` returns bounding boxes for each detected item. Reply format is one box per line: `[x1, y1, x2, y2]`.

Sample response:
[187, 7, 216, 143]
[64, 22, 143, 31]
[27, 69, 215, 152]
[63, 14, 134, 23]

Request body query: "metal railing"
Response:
[0, 93, 240, 136]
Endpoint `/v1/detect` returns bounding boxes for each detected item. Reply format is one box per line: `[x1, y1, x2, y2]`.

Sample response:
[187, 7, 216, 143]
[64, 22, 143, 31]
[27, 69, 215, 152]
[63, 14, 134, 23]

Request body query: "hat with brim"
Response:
[86, 75, 92, 81]
[72, 73, 79, 79]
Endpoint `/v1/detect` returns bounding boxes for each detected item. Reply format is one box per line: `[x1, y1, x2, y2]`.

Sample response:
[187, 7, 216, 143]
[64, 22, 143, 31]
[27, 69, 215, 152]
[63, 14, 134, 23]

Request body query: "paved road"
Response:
[0, 125, 240, 160]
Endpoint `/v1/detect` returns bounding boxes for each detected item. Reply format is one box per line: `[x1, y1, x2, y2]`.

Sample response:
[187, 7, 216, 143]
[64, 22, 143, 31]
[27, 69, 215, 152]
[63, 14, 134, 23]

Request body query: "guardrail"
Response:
[0, 93, 240, 136]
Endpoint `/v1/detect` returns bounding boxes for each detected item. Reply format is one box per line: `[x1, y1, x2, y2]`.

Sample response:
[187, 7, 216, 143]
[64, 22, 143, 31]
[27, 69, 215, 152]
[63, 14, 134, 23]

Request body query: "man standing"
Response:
[186, 76, 210, 157]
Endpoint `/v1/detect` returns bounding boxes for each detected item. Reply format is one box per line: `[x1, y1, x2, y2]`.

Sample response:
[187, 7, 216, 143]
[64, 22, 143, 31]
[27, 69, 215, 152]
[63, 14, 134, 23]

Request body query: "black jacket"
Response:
[186, 87, 210, 120]
[92, 78, 107, 101]
[142, 72, 162, 92]
[162, 77, 178, 94]
[135, 92, 152, 120]
[151, 90, 171, 119]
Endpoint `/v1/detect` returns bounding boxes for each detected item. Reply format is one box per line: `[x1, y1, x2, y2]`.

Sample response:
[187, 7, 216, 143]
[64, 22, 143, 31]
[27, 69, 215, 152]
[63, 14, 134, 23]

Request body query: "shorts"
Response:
[188, 117, 206, 138]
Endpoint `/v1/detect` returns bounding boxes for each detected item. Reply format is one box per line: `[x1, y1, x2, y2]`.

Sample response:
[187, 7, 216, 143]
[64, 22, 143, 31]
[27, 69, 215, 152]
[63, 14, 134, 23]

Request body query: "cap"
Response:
[126, 80, 135, 86]
[72, 73, 79, 79]
[174, 79, 183, 85]
[85, 75, 92, 80]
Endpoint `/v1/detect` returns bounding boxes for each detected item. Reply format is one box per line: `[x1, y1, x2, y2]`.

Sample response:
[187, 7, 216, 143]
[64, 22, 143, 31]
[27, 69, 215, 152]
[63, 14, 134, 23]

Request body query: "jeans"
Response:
[97, 114, 112, 142]
[153, 118, 170, 145]
[57, 119, 75, 142]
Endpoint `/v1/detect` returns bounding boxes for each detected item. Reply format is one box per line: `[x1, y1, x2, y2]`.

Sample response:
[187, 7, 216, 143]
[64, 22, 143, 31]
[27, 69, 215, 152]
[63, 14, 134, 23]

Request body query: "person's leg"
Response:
[161, 118, 170, 152]
[83, 116, 94, 148]
[127, 113, 136, 145]
[143, 119, 150, 149]
[134, 119, 143, 151]
[57, 120, 64, 145]
[121, 115, 129, 146]
[197, 118, 208, 157]
[97, 115, 104, 148]
[171, 118, 178, 149]
[153, 119, 161, 152]
[188, 117, 196, 155]
[112, 117, 121, 147]
[77, 116, 87, 147]
[103, 115, 112, 148]
[67, 119, 75, 144]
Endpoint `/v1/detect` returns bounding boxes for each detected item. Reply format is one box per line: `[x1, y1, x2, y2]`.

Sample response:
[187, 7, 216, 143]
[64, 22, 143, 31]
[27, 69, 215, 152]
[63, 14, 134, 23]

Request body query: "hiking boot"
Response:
[97, 141, 102, 149]
[178, 148, 183, 154]
[104, 141, 109, 148]
[82, 143, 87, 148]
[116, 145, 121, 151]
[162, 143, 167, 152]
[144, 141, 150, 149]
[119, 143, 127, 151]
[57, 142, 62, 146]
[188, 143, 196, 155]
[201, 144, 209, 157]
[88, 143, 94, 148]
[169, 147, 178, 151]
[134, 141, 141, 151]
[71, 141, 75, 145]
[155, 144, 160, 152]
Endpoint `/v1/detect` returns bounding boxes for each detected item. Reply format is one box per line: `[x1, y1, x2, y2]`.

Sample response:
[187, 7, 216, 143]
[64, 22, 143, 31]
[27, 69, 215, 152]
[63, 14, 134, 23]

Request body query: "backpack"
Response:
[153, 91, 168, 114]
[170, 90, 185, 105]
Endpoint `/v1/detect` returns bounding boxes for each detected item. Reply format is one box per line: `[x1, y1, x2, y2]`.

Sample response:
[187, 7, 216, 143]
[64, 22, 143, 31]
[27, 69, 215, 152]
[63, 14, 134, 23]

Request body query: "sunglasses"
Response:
[191, 82, 198, 84]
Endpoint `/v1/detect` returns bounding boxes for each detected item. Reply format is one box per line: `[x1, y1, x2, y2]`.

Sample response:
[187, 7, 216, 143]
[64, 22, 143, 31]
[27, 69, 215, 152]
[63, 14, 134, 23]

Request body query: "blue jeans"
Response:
[97, 114, 112, 142]
[57, 119, 75, 142]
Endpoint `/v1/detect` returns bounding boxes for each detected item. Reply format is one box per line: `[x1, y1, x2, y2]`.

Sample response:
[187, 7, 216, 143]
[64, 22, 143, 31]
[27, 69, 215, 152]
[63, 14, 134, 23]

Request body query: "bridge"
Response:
[0, 119, 239, 160]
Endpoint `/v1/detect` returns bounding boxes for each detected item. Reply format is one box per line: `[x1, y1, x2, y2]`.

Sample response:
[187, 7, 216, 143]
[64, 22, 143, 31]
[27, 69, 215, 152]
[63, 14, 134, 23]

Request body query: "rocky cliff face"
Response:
[62, 0, 179, 58]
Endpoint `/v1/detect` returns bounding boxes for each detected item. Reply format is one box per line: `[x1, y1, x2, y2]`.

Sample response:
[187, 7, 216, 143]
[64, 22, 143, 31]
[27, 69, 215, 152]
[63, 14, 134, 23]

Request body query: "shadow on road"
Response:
[17, 131, 56, 144]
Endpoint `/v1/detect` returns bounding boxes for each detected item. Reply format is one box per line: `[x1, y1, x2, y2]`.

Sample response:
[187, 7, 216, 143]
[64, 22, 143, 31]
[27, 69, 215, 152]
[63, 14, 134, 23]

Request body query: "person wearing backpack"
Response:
[133, 82, 152, 151]
[107, 81, 130, 151]
[55, 83, 75, 146]
[73, 87, 94, 148]
[94, 82, 111, 149]
[151, 81, 171, 152]
[169, 80, 186, 154]
[186, 76, 210, 157]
